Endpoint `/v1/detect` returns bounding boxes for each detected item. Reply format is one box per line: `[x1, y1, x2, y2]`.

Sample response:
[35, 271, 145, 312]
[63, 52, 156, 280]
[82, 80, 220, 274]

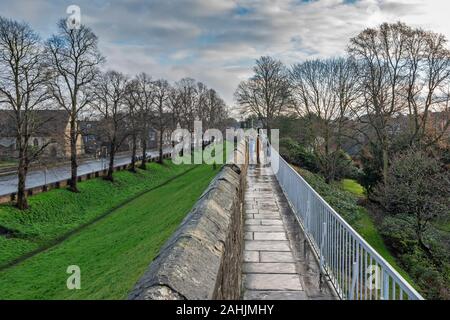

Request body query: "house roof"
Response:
[0, 109, 70, 138]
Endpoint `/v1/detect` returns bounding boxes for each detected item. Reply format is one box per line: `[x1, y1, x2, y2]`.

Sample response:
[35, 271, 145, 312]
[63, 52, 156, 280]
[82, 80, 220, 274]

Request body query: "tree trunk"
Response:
[69, 116, 79, 192]
[16, 144, 28, 210]
[416, 227, 435, 263]
[382, 146, 389, 187]
[130, 133, 137, 173]
[106, 142, 115, 182]
[324, 124, 332, 184]
[140, 138, 147, 170]
[158, 129, 164, 164]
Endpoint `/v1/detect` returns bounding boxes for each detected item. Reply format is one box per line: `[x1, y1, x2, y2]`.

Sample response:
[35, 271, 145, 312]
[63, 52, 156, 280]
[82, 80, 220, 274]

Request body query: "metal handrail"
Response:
[265, 142, 424, 300]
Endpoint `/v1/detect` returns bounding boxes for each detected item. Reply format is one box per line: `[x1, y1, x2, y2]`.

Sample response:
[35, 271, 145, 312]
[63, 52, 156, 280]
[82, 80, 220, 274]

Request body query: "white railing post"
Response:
[349, 256, 359, 300]
[383, 271, 390, 300]
[306, 197, 311, 233]
[320, 222, 327, 273]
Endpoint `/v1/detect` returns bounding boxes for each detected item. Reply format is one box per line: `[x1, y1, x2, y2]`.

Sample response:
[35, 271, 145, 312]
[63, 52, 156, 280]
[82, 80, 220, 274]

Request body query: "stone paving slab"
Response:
[261, 219, 283, 226]
[244, 290, 308, 300]
[245, 274, 303, 291]
[245, 240, 291, 252]
[260, 251, 295, 263]
[244, 251, 259, 262]
[245, 219, 283, 226]
[245, 225, 285, 232]
[244, 232, 253, 240]
[243, 262, 297, 274]
[253, 232, 286, 240]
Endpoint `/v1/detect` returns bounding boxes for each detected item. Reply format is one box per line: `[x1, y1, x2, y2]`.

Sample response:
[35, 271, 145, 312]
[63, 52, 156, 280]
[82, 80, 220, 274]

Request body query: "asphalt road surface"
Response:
[0, 148, 172, 197]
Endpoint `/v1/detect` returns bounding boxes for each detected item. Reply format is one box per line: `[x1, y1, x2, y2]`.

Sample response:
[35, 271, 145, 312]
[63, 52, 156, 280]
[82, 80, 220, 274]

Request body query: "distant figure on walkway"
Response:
[249, 137, 256, 164]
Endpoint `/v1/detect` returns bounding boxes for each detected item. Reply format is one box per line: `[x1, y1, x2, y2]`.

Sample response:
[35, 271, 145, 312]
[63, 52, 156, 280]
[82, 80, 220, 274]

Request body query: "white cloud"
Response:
[1, 0, 450, 106]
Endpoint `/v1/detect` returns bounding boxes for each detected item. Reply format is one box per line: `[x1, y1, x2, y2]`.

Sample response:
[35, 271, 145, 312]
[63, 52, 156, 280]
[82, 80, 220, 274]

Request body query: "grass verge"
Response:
[0, 161, 194, 268]
[340, 179, 365, 197]
[0, 164, 220, 299]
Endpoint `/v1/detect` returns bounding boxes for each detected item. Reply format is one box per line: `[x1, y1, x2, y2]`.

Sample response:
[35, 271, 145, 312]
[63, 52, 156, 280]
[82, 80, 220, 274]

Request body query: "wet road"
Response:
[0, 148, 172, 196]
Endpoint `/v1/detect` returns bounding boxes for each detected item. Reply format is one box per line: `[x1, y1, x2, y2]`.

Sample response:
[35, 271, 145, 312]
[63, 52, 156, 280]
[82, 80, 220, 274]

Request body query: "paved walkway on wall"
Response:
[242, 164, 336, 300]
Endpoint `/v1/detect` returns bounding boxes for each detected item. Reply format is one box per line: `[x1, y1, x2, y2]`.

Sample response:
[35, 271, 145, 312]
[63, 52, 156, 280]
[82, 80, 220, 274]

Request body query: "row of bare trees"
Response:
[236, 22, 450, 185]
[89, 71, 228, 183]
[0, 17, 228, 210]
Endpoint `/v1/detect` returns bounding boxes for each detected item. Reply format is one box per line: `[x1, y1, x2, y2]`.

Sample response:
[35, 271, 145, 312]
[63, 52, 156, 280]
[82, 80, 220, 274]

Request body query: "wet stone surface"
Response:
[242, 165, 336, 300]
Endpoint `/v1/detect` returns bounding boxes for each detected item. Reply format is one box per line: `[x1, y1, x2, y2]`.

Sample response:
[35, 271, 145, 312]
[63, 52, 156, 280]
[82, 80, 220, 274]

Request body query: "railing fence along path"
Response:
[259, 136, 423, 300]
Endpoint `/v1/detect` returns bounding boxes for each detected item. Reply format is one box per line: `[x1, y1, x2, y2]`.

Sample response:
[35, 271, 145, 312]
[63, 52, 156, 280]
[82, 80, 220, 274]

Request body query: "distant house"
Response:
[126, 127, 171, 151]
[0, 110, 84, 160]
[79, 120, 101, 155]
[79, 118, 169, 156]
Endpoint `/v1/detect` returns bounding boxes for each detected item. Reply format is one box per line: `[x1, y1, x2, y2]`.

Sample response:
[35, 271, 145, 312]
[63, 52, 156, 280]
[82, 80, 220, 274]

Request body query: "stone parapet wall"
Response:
[128, 141, 248, 300]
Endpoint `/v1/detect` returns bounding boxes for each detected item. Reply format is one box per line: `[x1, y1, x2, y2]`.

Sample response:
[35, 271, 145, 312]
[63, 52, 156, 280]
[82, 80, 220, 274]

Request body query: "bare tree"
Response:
[0, 17, 50, 209]
[152, 79, 171, 163]
[196, 81, 209, 128]
[403, 28, 450, 146]
[175, 78, 198, 132]
[124, 79, 140, 172]
[168, 84, 182, 134]
[291, 58, 358, 182]
[134, 73, 154, 169]
[235, 56, 291, 138]
[92, 70, 129, 181]
[204, 88, 228, 132]
[349, 22, 450, 185]
[349, 22, 410, 186]
[45, 19, 104, 192]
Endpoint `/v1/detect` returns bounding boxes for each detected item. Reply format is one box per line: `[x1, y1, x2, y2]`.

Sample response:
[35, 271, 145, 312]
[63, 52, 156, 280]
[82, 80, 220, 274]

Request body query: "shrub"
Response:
[377, 148, 449, 254]
[297, 167, 362, 225]
[358, 146, 383, 196]
[332, 149, 361, 181]
[402, 248, 450, 300]
[380, 214, 417, 255]
[279, 138, 319, 173]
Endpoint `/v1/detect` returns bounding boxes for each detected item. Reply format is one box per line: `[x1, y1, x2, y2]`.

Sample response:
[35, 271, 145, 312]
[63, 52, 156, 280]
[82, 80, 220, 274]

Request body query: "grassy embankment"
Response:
[0, 142, 230, 268]
[0, 161, 193, 267]
[0, 164, 220, 299]
[0, 143, 229, 299]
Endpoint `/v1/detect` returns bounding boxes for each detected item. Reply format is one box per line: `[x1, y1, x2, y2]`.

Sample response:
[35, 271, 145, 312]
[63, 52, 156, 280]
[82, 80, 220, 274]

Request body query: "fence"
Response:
[262, 139, 423, 300]
[0, 150, 172, 204]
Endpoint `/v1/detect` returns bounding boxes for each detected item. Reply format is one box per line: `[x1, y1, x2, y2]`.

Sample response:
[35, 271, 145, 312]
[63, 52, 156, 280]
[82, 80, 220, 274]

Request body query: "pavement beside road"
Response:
[0, 147, 172, 197]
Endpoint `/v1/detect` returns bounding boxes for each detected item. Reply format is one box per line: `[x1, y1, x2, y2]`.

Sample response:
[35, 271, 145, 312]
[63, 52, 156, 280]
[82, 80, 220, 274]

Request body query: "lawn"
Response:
[340, 179, 365, 197]
[0, 141, 232, 269]
[0, 164, 220, 299]
[0, 161, 194, 268]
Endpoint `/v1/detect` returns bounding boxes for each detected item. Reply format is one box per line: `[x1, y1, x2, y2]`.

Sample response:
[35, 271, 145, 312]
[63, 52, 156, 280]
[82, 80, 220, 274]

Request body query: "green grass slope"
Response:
[0, 164, 220, 299]
[0, 161, 194, 267]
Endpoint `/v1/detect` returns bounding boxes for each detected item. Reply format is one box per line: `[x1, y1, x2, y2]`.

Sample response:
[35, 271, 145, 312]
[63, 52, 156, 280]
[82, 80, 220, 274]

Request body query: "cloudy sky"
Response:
[1, 0, 450, 108]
